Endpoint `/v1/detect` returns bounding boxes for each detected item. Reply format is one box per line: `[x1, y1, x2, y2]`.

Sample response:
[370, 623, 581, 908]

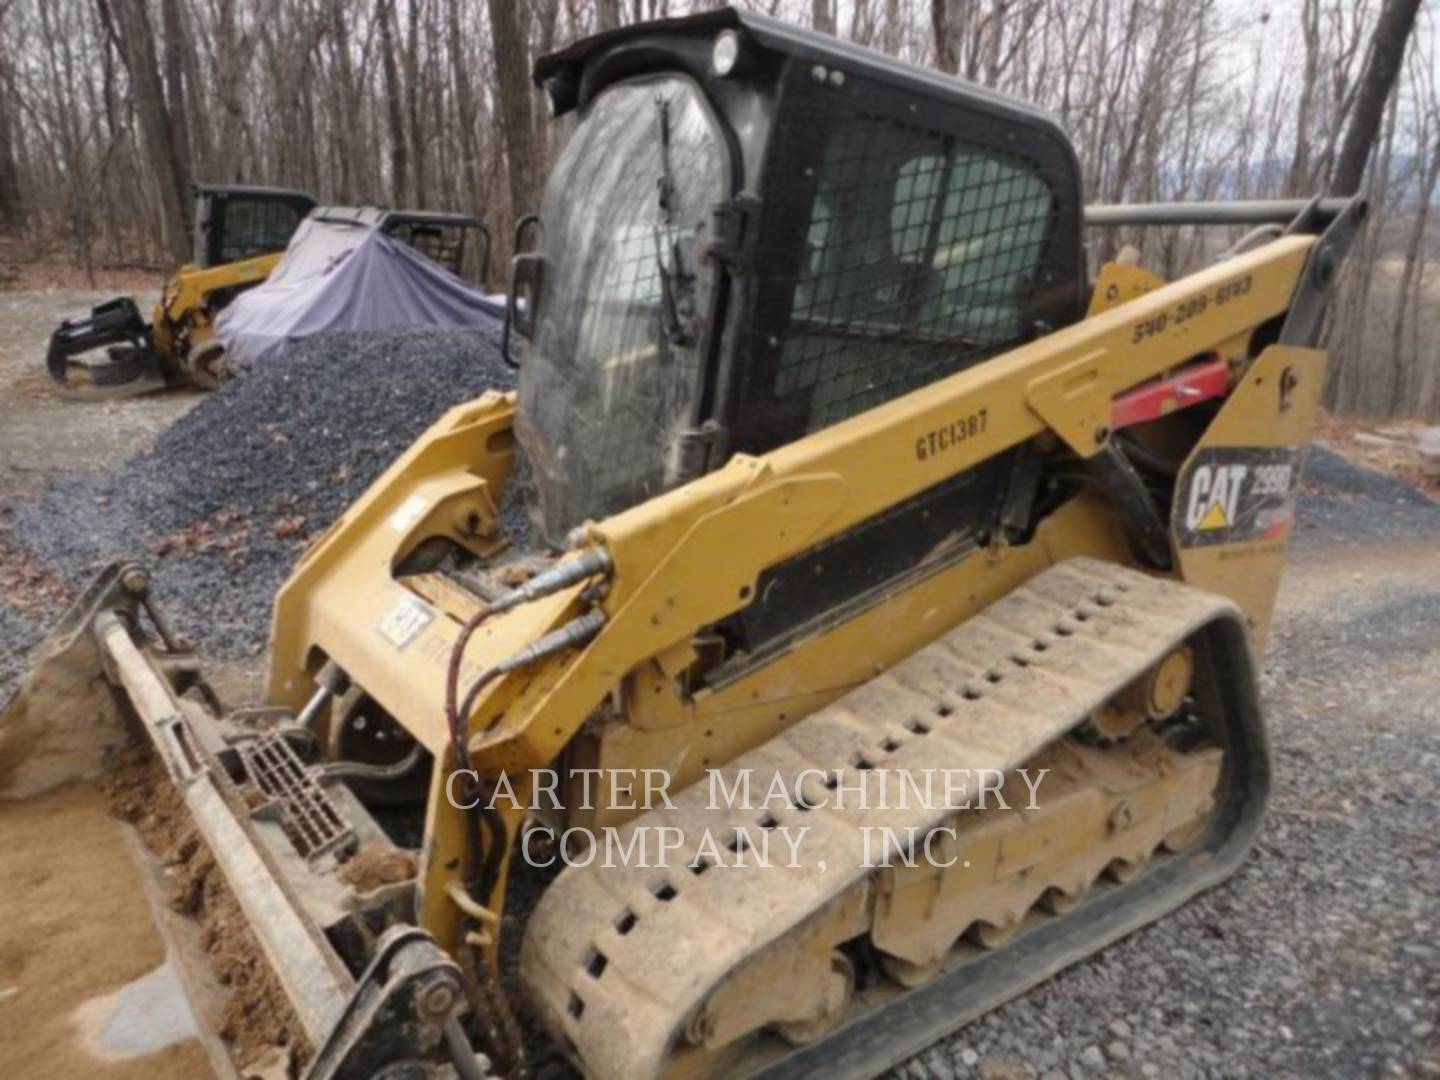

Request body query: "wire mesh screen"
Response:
[219, 200, 306, 263]
[386, 221, 482, 282]
[769, 113, 1057, 433]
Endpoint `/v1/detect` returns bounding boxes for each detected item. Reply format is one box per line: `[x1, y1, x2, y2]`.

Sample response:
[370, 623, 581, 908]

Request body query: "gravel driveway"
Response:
[0, 288, 186, 499]
[0, 287, 1435, 1079]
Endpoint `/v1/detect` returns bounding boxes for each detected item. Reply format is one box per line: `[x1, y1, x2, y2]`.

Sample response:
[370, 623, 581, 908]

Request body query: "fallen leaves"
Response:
[0, 528, 73, 614]
[271, 515, 306, 539]
[152, 508, 251, 559]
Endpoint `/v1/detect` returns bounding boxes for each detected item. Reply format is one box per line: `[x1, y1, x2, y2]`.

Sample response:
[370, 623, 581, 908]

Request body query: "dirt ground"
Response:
[0, 286, 193, 500]
[1313, 412, 1440, 500]
[0, 781, 213, 1078]
[0, 284, 189, 1077]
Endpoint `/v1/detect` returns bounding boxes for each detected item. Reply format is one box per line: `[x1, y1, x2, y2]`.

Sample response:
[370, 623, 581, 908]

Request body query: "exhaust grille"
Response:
[238, 733, 353, 860]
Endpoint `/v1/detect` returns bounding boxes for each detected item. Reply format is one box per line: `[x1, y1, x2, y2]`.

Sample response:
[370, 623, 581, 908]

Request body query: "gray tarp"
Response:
[215, 216, 500, 367]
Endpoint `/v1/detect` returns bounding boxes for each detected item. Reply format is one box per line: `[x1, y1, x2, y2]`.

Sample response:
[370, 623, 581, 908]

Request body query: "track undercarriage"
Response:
[521, 559, 1266, 1079]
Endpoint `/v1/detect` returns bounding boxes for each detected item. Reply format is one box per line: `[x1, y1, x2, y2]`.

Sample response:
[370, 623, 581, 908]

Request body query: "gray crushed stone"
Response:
[0, 604, 36, 698]
[1294, 444, 1440, 547]
[7, 325, 514, 661]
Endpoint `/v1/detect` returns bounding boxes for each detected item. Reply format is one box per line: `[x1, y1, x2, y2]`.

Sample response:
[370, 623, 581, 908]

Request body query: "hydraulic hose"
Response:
[442, 545, 613, 776]
[321, 743, 426, 783]
[441, 608, 607, 926]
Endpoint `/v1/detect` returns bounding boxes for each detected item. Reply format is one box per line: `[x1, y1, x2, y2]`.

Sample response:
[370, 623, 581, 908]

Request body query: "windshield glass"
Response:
[516, 76, 728, 547]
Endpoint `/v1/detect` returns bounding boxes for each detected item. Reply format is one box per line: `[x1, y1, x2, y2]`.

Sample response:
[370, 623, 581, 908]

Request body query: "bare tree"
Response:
[487, 0, 539, 219]
[1332, 0, 1424, 194]
[812, 0, 836, 37]
[0, 0, 21, 230]
[159, 0, 194, 203]
[0, 0, 1432, 419]
[99, 0, 190, 258]
[596, 0, 623, 32]
[376, 0, 409, 206]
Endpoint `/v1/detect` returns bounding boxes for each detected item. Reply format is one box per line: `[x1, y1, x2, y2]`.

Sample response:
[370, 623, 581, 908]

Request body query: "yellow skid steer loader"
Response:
[2, 9, 1365, 1079]
[47, 184, 317, 395]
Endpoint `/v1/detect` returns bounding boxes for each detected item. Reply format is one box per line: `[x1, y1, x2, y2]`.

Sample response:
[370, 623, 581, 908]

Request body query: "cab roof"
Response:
[309, 207, 484, 231]
[194, 183, 315, 203]
[533, 6, 1067, 143]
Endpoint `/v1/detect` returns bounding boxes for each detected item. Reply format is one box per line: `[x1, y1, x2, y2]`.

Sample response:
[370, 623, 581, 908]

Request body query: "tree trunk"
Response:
[532, 0, 562, 176]
[103, 0, 191, 261]
[0, 55, 21, 231]
[487, 0, 539, 219]
[930, 0, 957, 74]
[813, 0, 836, 37]
[596, 0, 622, 32]
[1331, 0, 1422, 195]
[404, 0, 425, 206]
[325, 0, 357, 201]
[448, 0, 483, 219]
[1288, 0, 1320, 195]
[376, 0, 409, 207]
[1388, 133, 1439, 414]
[159, 0, 194, 201]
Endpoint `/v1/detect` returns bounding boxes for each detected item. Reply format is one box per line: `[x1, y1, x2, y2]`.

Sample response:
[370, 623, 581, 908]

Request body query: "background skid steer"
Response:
[47, 184, 317, 397]
[2, 8, 1366, 1079]
[47, 191, 492, 398]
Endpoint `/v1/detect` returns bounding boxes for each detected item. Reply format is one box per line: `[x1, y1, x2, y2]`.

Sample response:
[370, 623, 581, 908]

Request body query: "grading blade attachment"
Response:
[0, 563, 496, 1079]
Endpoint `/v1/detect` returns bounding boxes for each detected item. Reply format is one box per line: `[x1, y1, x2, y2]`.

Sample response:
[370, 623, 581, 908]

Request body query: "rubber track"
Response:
[521, 558, 1240, 1079]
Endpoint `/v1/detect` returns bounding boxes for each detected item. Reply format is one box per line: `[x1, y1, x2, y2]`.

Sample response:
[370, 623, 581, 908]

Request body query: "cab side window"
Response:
[219, 200, 307, 264]
[773, 115, 1056, 433]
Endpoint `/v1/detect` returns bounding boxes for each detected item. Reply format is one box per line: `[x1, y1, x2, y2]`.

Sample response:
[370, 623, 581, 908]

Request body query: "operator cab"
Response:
[513, 7, 1084, 548]
[192, 184, 317, 268]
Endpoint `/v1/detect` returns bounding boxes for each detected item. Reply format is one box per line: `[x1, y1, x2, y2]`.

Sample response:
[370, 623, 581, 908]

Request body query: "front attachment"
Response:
[0, 562, 191, 799]
[0, 562, 499, 1078]
[46, 296, 169, 398]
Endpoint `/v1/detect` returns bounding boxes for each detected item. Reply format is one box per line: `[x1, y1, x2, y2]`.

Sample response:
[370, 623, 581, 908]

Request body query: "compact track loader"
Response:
[2, 9, 1366, 1079]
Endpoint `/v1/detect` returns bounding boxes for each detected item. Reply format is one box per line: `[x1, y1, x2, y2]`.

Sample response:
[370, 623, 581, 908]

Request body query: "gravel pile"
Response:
[8, 324, 514, 659]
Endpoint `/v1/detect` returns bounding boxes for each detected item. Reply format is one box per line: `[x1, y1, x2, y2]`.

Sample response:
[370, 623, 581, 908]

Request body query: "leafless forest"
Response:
[0, 0, 1435, 417]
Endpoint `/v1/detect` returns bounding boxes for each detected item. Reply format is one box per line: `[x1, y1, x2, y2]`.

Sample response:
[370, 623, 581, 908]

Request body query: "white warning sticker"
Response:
[377, 594, 434, 651]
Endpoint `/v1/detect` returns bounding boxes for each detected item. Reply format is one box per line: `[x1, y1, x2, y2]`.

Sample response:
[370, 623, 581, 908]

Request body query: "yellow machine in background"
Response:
[46, 188, 492, 396]
[4, 9, 1367, 1079]
[47, 184, 317, 394]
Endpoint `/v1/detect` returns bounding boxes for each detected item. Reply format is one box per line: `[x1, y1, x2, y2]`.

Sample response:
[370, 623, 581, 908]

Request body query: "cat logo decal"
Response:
[1173, 447, 1299, 549]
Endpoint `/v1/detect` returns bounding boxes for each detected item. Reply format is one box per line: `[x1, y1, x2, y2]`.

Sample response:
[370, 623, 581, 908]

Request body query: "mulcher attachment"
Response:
[46, 296, 169, 397]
